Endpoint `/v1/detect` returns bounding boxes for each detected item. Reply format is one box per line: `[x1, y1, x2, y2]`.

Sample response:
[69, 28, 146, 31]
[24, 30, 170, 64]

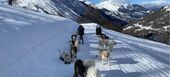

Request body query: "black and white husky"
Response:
[74, 59, 85, 77]
[70, 45, 78, 58]
[83, 60, 100, 77]
[73, 59, 100, 77]
[98, 38, 110, 49]
[86, 66, 100, 77]
[107, 40, 117, 52]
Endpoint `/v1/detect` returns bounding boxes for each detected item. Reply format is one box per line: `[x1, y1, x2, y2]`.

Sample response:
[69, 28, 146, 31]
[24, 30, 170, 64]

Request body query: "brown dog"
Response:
[99, 49, 110, 65]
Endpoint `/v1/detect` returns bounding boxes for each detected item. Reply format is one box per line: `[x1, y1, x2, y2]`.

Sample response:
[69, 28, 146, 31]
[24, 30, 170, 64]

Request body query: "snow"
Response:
[134, 23, 152, 30]
[166, 8, 170, 11]
[0, 4, 78, 77]
[129, 23, 160, 31]
[0, 4, 170, 77]
[96, 0, 130, 11]
[96, 0, 122, 11]
[163, 25, 170, 31]
[123, 26, 133, 31]
[164, 5, 170, 11]
[79, 0, 93, 5]
[82, 23, 170, 77]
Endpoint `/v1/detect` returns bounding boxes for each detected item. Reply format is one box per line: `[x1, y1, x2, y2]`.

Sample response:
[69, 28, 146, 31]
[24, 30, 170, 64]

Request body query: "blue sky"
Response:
[89, 0, 170, 4]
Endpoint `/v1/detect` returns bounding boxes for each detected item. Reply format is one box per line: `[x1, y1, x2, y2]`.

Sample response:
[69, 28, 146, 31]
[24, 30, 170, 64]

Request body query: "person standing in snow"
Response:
[96, 26, 102, 36]
[8, 0, 13, 5]
[77, 25, 85, 44]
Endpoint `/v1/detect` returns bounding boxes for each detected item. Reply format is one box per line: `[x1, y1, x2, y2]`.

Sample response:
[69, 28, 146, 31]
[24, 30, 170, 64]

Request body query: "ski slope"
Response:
[0, 4, 170, 77]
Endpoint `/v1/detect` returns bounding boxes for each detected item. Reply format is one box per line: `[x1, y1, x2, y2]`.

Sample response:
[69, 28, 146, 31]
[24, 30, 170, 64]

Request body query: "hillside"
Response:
[123, 5, 170, 45]
[96, 0, 149, 22]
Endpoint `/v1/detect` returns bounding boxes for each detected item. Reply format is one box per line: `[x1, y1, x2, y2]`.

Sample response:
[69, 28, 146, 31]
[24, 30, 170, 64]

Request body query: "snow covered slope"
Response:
[81, 23, 170, 77]
[96, 0, 149, 21]
[0, 3, 79, 77]
[0, 3, 169, 77]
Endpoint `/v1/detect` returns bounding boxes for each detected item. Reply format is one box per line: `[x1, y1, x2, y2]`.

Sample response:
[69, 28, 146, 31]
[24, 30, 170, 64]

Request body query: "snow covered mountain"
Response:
[141, 0, 170, 10]
[0, 4, 170, 77]
[123, 5, 170, 44]
[96, 0, 149, 22]
[0, 0, 127, 32]
[11, 0, 83, 20]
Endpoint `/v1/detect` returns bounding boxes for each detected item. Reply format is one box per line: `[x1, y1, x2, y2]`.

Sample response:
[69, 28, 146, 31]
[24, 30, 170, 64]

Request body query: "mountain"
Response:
[0, 0, 127, 32]
[141, 0, 170, 10]
[96, 0, 149, 22]
[123, 5, 170, 44]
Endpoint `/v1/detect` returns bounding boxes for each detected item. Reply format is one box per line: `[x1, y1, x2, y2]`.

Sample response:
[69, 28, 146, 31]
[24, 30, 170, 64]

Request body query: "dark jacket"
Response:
[96, 26, 102, 35]
[77, 25, 84, 35]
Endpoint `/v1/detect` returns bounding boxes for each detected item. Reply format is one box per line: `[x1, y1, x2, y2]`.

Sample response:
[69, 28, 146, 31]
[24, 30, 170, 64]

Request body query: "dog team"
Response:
[59, 25, 117, 77]
[59, 25, 84, 64]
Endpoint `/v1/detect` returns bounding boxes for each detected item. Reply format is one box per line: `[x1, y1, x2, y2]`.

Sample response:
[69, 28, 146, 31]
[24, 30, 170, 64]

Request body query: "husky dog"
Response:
[99, 49, 110, 65]
[98, 38, 104, 49]
[58, 50, 72, 64]
[86, 66, 100, 77]
[83, 60, 100, 77]
[74, 59, 86, 77]
[83, 60, 95, 69]
[98, 38, 110, 49]
[98, 34, 110, 49]
[108, 40, 117, 52]
[70, 45, 78, 58]
[74, 59, 100, 77]
[69, 39, 75, 47]
[104, 39, 109, 49]
[70, 32, 78, 47]
[75, 39, 80, 49]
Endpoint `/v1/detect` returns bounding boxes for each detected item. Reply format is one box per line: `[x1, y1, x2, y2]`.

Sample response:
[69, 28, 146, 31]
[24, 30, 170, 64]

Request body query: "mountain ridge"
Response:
[4, 0, 127, 31]
[123, 5, 170, 44]
[96, 0, 149, 22]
